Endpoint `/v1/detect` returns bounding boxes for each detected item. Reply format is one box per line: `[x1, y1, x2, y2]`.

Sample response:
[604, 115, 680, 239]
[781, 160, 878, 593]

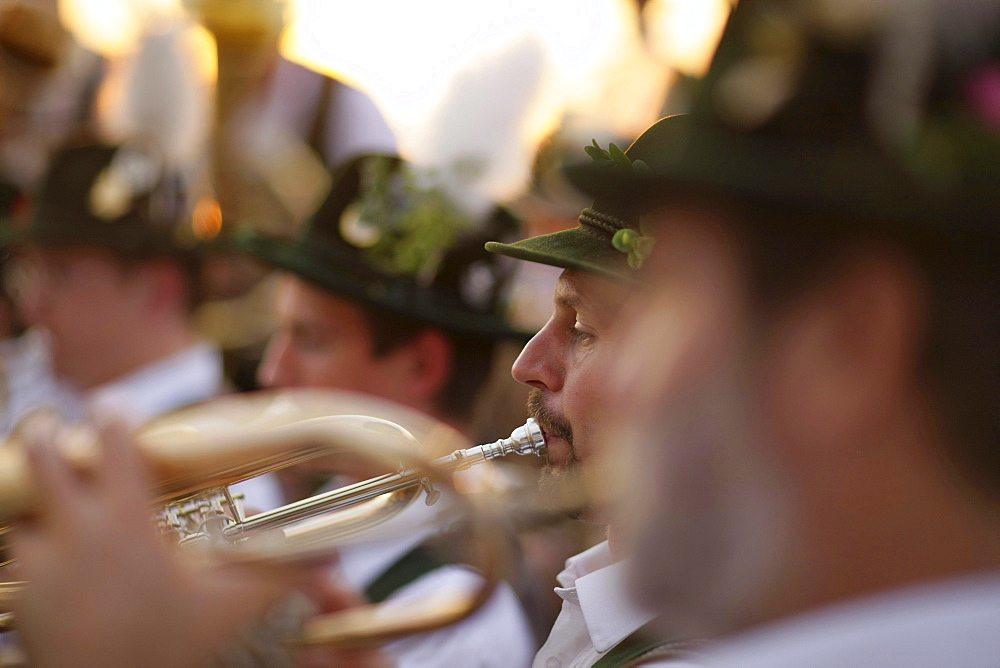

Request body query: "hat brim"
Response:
[241, 230, 534, 343]
[485, 226, 634, 282]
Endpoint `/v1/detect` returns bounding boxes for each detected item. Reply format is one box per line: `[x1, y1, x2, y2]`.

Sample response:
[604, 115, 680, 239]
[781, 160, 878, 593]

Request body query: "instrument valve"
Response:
[419, 476, 441, 506]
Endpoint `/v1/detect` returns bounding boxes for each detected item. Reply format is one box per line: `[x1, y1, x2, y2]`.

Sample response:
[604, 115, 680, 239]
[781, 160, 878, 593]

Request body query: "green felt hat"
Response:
[563, 0, 1000, 239]
[15, 141, 196, 257]
[239, 154, 531, 342]
[485, 115, 690, 281]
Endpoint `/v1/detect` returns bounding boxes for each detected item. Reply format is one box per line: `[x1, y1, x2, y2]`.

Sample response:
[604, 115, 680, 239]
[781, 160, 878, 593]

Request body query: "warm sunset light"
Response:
[644, 0, 733, 77]
[57, 0, 731, 198]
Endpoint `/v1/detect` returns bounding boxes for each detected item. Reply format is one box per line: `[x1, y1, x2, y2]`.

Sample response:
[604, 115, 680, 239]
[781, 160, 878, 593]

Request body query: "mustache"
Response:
[526, 389, 574, 447]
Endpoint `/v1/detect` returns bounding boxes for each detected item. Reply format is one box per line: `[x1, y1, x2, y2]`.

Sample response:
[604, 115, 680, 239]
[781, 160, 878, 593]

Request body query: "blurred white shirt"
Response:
[84, 340, 224, 425]
[662, 572, 1000, 668]
[0, 329, 77, 436]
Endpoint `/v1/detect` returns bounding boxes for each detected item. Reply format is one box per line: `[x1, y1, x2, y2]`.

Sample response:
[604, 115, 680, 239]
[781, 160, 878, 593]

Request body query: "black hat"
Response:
[485, 115, 690, 280]
[238, 154, 530, 341]
[566, 0, 1000, 238]
[18, 141, 193, 257]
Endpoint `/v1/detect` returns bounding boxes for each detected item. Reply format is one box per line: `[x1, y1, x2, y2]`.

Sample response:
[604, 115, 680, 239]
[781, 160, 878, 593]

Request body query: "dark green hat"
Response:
[485, 115, 690, 280]
[17, 141, 194, 257]
[565, 0, 1000, 238]
[238, 154, 530, 341]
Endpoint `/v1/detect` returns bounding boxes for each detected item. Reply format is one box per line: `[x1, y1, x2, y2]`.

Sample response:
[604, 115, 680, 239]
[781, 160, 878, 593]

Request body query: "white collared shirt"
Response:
[0, 335, 223, 434]
[667, 572, 1000, 668]
[0, 329, 79, 436]
[533, 541, 659, 668]
[83, 341, 224, 425]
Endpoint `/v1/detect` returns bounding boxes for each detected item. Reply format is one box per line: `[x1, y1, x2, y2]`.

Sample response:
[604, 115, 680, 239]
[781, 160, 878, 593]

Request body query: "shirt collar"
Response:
[87, 341, 223, 424]
[554, 540, 658, 653]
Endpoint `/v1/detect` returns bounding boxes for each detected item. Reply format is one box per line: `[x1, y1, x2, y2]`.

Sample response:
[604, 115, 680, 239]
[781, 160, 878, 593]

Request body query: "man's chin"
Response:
[538, 464, 595, 520]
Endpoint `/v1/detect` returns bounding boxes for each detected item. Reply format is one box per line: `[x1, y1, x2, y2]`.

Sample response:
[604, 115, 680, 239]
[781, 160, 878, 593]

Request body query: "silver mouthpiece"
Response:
[442, 418, 547, 472]
[501, 418, 547, 457]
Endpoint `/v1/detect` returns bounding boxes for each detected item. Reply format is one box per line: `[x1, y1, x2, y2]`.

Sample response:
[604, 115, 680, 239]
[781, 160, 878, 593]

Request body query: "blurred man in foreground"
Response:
[568, 0, 1000, 665]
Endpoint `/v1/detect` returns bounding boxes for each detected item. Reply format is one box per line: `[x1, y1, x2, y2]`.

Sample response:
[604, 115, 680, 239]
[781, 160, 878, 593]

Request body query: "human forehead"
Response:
[277, 274, 370, 327]
[552, 270, 628, 325]
[19, 246, 133, 282]
[25, 245, 111, 265]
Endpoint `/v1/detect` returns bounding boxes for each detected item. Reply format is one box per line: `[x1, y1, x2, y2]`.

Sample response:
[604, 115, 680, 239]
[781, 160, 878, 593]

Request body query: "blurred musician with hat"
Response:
[234, 152, 539, 666]
[5, 139, 223, 428]
[565, 0, 1000, 665]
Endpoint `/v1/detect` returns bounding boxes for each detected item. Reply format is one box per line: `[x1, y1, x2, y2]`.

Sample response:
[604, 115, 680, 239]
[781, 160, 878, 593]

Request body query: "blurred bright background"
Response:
[59, 0, 732, 201]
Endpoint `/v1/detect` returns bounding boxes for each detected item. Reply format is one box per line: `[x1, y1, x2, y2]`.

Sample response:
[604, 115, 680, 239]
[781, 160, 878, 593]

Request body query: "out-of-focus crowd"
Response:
[0, 0, 999, 667]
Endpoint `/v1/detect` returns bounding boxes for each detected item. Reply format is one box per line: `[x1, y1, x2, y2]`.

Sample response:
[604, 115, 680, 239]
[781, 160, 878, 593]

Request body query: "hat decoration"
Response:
[583, 140, 656, 269]
[485, 116, 694, 281]
[88, 142, 166, 222]
[338, 156, 475, 282]
[240, 153, 530, 341]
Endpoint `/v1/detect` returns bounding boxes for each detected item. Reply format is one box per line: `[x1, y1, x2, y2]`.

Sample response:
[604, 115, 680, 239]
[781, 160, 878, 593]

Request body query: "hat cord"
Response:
[578, 207, 629, 237]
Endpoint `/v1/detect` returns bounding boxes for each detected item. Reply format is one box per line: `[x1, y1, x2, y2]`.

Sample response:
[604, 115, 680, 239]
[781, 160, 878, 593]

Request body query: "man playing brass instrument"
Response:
[484, 114, 700, 667]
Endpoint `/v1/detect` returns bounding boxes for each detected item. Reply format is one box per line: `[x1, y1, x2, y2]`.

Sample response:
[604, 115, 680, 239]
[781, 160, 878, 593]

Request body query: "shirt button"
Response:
[545, 658, 561, 668]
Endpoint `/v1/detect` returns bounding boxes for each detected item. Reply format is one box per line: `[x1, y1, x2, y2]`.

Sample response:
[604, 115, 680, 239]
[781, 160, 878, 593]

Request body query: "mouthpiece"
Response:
[443, 419, 546, 472]
[498, 418, 547, 457]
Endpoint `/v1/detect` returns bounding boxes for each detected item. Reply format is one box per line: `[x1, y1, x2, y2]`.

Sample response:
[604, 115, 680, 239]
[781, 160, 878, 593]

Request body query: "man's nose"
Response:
[511, 323, 563, 392]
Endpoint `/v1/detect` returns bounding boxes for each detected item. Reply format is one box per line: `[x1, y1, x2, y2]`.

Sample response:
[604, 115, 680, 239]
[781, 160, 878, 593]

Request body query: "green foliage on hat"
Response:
[342, 157, 473, 281]
[584, 139, 652, 174]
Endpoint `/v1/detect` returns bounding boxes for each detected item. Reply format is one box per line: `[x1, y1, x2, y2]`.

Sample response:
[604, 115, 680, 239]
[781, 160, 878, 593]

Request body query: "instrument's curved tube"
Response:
[0, 390, 547, 647]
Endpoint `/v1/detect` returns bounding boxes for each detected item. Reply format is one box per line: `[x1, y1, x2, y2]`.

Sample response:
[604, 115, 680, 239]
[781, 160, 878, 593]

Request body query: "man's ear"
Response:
[762, 245, 927, 459]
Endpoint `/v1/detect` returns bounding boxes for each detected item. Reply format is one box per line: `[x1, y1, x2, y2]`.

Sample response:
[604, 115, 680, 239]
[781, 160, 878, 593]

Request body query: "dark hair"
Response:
[715, 194, 1000, 498]
[361, 307, 497, 424]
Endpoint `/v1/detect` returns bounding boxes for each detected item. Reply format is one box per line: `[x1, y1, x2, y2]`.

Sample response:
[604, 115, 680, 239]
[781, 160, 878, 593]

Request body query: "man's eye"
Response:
[571, 324, 595, 343]
[294, 331, 329, 351]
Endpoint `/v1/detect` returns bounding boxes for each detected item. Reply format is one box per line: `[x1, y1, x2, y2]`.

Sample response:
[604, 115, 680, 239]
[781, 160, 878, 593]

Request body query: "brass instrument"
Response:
[0, 390, 546, 647]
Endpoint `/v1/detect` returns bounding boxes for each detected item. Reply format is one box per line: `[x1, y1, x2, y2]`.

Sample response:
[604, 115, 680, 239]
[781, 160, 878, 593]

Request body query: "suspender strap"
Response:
[363, 544, 449, 604]
[306, 75, 337, 160]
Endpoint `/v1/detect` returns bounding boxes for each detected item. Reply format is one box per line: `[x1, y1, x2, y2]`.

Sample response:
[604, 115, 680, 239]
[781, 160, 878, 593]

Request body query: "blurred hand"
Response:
[297, 572, 392, 668]
[10, 418, 302, 668]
